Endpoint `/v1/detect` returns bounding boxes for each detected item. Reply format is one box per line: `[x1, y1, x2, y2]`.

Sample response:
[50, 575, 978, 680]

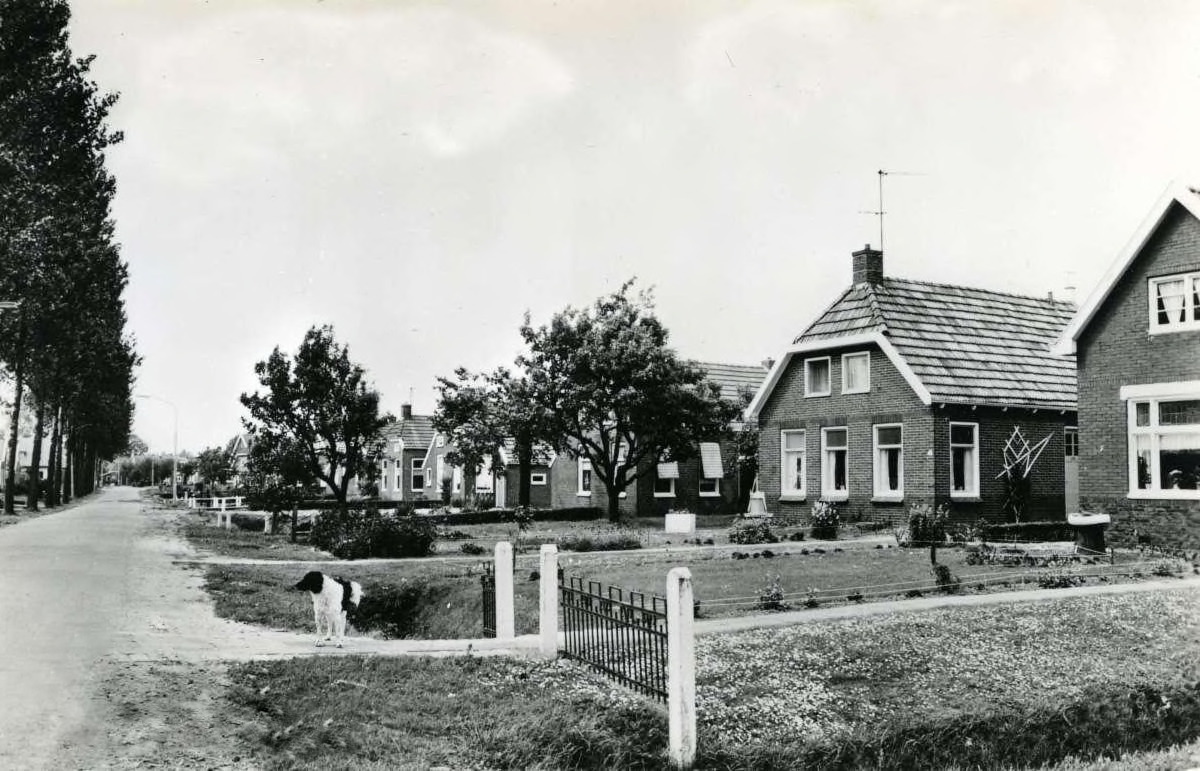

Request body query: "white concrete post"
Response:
[495, 541, 515, 639]
[538, 544, 559, 658]
[667, 567, 696, 770]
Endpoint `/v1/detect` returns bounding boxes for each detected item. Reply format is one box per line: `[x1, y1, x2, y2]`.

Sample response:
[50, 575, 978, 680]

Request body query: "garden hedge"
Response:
[418, 506, 604, 526]
[980, 519, 1074, 543]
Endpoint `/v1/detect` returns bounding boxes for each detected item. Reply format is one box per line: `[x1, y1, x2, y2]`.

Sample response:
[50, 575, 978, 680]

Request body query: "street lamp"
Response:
[135, 393, 178, 502]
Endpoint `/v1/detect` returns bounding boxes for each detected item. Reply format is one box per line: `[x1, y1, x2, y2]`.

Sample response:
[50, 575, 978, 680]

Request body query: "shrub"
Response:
[810, 501, 840, 540]
[906, 503, 950, 546]
[932, 562, 960, 593]
[980, 520, 1074, 543]
[1037, 567, 1083, 589]
[352, 579, 455, 638]
[459, 542, 486, 555]
[310, 507, 437, 559]
[556, 534, 643, 553]
[758, 575, 786, 611]
[729, 520, 778, 545]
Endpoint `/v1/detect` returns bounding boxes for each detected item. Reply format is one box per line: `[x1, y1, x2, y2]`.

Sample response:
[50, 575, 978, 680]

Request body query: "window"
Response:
[873, 424, 903, 498]
[655, 458, 678, 498]
[699, 442, 724, 497]
[577, 459, 592, 496]
[530, 472, 548, 486]
[950, 422, 979, 497]
[1065, 427, 1079, 458]
[804, 357, 831, 397]
[452, 466, 462, 493]
[1128, 396, 1200, 497]
[1149, 272, 1200, 332]
[780, 430, 806, 498]
[842, 352, 871, 394]
[821, 427, 848, 500]
[381, 460, 390, 491]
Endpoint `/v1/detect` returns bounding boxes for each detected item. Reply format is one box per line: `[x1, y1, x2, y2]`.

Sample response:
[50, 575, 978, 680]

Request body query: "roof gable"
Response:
[1053, 181, 1200, 355]
[696, 361, 769, 403]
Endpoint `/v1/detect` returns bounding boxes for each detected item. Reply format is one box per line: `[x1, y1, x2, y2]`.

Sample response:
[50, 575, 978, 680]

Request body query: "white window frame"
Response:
[381, 459, 391, 492]
[842, 352, 871, 395]
[577, 458, 592, 497]
[1148, 272, 1200, 334]
[872, 423, 904, 499]
[1065, 427, 1079, 458]
[804, 357, 832, 398]
[530, 472, 548, 486]
[780, 429, 806, 500]
[698, 476, 720, 497]
[1125, 385, 1200, 500]
[653, 474, 675, 498]
[820, 426, 849, 501]
[950, 422, 980, 498]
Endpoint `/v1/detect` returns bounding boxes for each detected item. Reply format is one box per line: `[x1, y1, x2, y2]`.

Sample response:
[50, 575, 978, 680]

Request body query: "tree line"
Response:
[241, 281, 743, 522]
[0, 1, 137, 512]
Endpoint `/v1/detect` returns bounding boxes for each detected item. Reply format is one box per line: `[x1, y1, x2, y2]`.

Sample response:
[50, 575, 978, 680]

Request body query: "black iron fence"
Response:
[481, 562, 496, 638]
[559, 574, 668, 702]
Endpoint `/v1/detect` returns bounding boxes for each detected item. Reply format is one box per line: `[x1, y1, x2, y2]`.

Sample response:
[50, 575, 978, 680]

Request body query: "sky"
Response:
[60, 0, 1200, 455]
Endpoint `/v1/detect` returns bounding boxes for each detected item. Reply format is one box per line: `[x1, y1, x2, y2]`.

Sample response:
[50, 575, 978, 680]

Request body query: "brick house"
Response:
[224, 433, 251, 488]
[377, 404, 436, 503]
[494, 439, 556, 508]
[747, 245, 1078, 524]
[550, 362, 768, 517]
[1052, 183, 1200, 549]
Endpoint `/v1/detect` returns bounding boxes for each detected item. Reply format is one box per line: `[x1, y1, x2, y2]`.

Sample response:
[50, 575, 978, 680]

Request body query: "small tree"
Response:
[196, 446, 234, 491]
[244, 436, 316, 540]
[518, 281, 739, 521]
[240, 325, 392, 512]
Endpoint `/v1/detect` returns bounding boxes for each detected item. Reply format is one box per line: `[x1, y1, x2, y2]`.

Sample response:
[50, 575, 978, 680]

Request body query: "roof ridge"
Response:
[864, 283, 890, 334]
[880, 276, 1077, 309]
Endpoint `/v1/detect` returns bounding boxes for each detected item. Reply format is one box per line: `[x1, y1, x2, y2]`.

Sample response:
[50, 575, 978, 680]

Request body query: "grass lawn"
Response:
[226, 587, 1200, 770]
[181, 517, 337, 562]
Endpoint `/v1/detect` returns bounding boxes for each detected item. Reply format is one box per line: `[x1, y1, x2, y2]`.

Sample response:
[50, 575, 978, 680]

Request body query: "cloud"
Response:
[122, 5, 573, 182]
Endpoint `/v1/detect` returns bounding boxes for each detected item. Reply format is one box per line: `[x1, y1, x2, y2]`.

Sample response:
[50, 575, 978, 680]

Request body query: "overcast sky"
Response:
[63, 0, 1200, 455]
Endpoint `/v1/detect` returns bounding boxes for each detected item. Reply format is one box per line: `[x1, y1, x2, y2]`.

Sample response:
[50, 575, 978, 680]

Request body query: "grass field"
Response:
[226, 587, 1200, 770]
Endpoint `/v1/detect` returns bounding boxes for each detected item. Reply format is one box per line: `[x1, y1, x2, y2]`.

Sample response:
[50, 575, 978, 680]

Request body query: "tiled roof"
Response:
[383, 415, 436, 450]
[796, 278, 1077, 410]
[500, 438, 557, 466]
[696, 362, 769, 402]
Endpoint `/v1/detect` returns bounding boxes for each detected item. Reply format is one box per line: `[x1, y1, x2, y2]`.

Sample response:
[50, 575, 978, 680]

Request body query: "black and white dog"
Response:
[294, 571, 364, 647]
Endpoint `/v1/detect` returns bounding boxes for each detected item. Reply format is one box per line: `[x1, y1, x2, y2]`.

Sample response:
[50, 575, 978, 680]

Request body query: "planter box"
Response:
[664, 511, 696, 534]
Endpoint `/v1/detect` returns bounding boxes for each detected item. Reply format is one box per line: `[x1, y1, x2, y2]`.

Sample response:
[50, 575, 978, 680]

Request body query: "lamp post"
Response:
[135, 393, 178, 502]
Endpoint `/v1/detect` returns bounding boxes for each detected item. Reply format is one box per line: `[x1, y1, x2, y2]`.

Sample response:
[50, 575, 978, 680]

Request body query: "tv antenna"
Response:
[859, 169, 926, 252]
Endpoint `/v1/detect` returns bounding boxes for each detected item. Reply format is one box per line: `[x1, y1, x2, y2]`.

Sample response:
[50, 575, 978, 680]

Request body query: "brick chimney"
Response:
[852, 244, 884, 286]
[401, 403, 413, 420]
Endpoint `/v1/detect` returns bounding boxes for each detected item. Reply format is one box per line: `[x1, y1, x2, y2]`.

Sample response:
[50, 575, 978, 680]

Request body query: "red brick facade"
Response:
[1073, 201, 1200, 549]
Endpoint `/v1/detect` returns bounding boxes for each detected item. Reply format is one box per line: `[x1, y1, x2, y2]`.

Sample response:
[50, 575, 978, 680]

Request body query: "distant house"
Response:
[494, 439, 557, 508]
[747, 245, 1078, 524]
[225, 433, 252, 487]
[377, 404, 436, 503]
[1052, 183, 1200, 549]
[548, 362, 768, 517]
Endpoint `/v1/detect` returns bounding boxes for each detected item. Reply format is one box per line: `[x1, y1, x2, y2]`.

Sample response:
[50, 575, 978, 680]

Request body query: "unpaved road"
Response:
[0, 487, 276, 770]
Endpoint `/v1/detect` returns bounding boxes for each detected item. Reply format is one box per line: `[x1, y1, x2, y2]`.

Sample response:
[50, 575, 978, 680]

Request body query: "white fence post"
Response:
[495, 541, 515, 639]
[539, 544, 558, 658]
[667, 566, 696, 770]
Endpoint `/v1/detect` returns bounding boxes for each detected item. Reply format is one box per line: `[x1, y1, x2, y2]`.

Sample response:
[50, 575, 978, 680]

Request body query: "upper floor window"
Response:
[1128, 393, 1200, 498]
[1149, 272, 1200, 333]
[842, 352, 871, 394]
[804, 357, 831, 397]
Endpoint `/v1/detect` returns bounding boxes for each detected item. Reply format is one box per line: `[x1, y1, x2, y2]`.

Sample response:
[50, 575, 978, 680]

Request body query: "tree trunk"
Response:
[4, 365, 25, 515]
[47, 406, 63, 507]
[606, 487, 621, 522]
[291, 505, 298, 544]
[517, 432, 531, 509]
[26, 400, 46, 510]
[62, 429, 74, 503]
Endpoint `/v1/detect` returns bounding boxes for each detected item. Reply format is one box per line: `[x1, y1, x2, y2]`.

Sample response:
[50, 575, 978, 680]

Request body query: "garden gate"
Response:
[558, 574, 669, 703]
[481, 561, 496, 638]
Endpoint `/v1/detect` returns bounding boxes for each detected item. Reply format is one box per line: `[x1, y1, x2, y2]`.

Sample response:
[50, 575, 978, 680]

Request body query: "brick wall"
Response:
[1075, 201, 1200, 545]
[500, 465, 552, 508]
[932, 407, 1072, 522]
[549, 453, 638, 517]
[635, 442, 749, 517]
[757, 343, 931, 521]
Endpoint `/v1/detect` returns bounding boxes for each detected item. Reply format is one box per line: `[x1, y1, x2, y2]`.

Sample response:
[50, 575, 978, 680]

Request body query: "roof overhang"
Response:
[745, 331, 932, 420]
[1052, 180, 1200, 356]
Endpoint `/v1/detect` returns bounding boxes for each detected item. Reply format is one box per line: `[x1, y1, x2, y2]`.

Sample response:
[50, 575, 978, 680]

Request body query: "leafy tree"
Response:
[518, 281, 739, 521]
[243, 437, 316, 540]
[240, 325, 392, 510]
[195, 446, 234, 490]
